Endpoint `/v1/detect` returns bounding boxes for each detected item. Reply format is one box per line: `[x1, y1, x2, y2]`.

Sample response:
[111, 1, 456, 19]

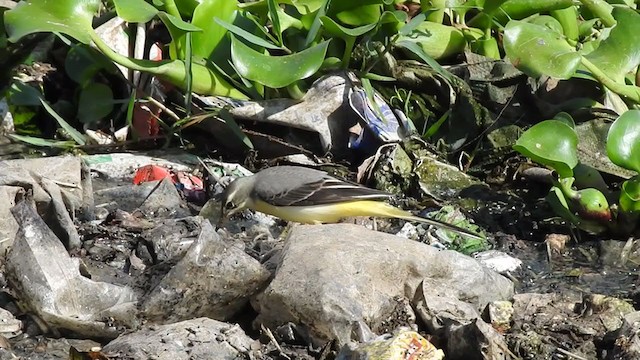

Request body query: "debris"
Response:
[6, 200, 137, 339]
[474, 250, 522, 274]
[337, 329, 444, 360]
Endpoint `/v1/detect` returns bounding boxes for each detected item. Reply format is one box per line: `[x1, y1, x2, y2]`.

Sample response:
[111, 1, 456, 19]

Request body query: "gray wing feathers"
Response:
[252, 166, 391, 206]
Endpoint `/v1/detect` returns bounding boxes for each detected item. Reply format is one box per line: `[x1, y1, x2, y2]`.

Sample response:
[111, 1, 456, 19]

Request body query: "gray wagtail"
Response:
[220, 165, 482, 239]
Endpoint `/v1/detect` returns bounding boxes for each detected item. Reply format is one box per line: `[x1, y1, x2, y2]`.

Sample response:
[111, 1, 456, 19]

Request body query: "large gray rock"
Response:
[252, 224, 514, 346]
[141, 220, 271, 322]
[103, 318, 258, 359]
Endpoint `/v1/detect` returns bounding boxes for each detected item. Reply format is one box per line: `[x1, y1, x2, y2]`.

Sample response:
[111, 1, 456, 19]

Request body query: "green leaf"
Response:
[230, 35, 330, 88]
[77, 83, 114, 124]
[379, 10, 407, 25]
[40, 98, 86, 145]
[215, 18, 283, 50]
[620, 176, 640, 212]
[553, 112, 575, 129]
[190, 0, 238, 59]
[513, 120, 578, 178]
[607, 109, 640, 173]
[4, 0, 101, 43]
[320, 16, 377, 38]
[291, 0, 325, 14]
[8, 134, 76, 149]
[395, 40, 453, 83]
[584, 7, 640, 83]
[8, 82, 41, 106]
[398, 12, 426, 36]
[503, 20, 581, 79]
[158, 12, 202, 33]
[397, 22, 471, 60]
[267, 0, 283, 46]
[113, 0, 158, 23]
[329, 2, 382, 26]
[218, 109, 254, 149]
[303, 0, 331, 47]
[65, 45, 115, 85]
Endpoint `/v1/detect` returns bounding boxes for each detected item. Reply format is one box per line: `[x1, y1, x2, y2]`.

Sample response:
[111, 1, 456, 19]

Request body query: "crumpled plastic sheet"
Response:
[6, 200, 137, 339]
[0, 156, 85, 250]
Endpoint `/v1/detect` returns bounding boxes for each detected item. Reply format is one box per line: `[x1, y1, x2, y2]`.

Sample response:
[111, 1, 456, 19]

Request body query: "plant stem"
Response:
[89, 30, 248, 99]
[578, 0, 615, 27]
[286, 81, 306, 100]
[580, 57, 640, 103]
[163, 0, 182, 19]
[342, 37, 355, 69]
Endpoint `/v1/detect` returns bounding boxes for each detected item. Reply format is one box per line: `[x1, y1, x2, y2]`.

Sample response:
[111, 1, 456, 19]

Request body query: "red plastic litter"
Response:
[133, 165, 174, 185]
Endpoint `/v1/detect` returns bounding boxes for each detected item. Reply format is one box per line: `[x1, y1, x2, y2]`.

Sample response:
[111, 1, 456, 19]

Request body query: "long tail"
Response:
[369, 202, 484, 240]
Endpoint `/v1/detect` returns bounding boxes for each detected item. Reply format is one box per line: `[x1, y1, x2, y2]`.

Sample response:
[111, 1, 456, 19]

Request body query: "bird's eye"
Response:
[225, 202, 235, 210]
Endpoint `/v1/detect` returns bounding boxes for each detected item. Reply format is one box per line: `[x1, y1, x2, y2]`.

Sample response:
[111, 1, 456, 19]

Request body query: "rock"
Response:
[0, 156, 84, 250]
[507, 291, 635, 359]
[0, 186, 22, 254]
[94, 178, 190, 218]
[141, 219, 270, 323]
[603, 311, 640, 360]
[140, 216, 204, 263]
[102, 318, 258, 360]
[252, 224, 514, 346]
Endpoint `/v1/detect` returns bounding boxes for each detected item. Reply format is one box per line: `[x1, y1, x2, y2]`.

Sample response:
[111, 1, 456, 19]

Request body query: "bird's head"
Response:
[219, 175, 254, 224]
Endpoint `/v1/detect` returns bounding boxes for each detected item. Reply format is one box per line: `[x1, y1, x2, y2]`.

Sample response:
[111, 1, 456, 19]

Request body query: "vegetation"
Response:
[3, 0, 640, 235]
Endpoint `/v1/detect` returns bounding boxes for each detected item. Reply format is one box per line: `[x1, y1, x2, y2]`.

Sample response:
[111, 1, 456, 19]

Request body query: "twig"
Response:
[261, 324, 291, 360]
[556, 347, 589, 360]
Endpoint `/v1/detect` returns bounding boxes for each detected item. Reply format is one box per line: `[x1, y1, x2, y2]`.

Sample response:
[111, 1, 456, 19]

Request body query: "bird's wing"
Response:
[252, 166, 391, 207]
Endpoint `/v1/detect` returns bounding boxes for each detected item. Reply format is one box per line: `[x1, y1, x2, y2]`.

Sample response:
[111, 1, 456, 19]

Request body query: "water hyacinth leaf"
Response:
[379, 10, 407, 25]
[163, 10, 203, 59]
[291, 0, 325, 14]
[158, 12, 202, 33]
[529, 15, 564, 34]
[230, 35, 330, 88]
[620, 177, 640, 212]
[503, 20, 580, 79]
[553, 112, 575, 129]
[215, 18, 283, 50]
[77, 83, 114, 124]
[395, 40, 452, 82]
[65, 45, 116, 86]
[277, 8, 304, 32]
[397, 22, 473, 60]
[398, 12, 426, 36]
[113, 0, 158, 23]
[513, 120, 578, 178]
[329, 2, 382, 26]
[607, 109, 640, 173]
[191, 0, 238, 59]
[584, 7, 640, 83]
[8, 82, 42, 106]
[4, 0, 101, 43]
[320, 16, 377, 38]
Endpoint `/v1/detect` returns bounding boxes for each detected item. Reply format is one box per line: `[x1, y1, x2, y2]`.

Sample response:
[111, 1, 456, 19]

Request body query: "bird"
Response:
[219, 165, 483, 239]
